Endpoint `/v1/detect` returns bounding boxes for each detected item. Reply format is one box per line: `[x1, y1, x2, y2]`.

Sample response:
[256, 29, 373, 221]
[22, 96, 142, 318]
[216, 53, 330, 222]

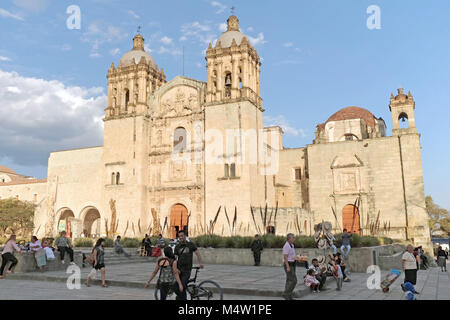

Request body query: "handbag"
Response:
[85, 252, 95, 265]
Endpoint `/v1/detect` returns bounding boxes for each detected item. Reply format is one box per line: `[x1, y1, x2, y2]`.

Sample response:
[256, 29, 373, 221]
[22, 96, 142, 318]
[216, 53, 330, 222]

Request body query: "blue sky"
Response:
[0, 0, 449, 209]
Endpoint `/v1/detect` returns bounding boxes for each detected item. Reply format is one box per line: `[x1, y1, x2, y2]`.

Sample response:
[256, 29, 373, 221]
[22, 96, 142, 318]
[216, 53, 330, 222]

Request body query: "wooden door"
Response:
[342, 204, 361, 235]
[170, 204, 188, 239]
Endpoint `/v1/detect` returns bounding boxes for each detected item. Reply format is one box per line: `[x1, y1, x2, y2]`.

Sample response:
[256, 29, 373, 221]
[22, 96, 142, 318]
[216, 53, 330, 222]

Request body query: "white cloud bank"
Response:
[264, 115, 306, 138]
[0, 69, 106, 167]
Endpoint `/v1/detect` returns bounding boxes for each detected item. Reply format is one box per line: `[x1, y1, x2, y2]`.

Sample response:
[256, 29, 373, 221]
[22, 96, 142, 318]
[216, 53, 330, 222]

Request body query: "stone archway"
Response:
[342, 204, 361, 235]
[170, 204, 189, 239]
[82, 208, 101, 238]
[57, 209, 75, 238]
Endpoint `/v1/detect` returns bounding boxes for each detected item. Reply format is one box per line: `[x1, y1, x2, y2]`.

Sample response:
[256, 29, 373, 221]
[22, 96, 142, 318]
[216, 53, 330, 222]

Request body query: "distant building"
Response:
[0, 15, 431, 250]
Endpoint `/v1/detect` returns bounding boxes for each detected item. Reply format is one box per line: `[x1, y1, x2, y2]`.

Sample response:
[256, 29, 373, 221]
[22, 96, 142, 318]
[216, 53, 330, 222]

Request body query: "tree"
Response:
[426, 196, 450, 236]
[0, 198, 36, 238]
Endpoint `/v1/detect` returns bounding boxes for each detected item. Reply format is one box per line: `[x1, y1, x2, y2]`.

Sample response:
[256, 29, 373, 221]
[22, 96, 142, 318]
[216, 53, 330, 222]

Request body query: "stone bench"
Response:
[0, 250, 83, 273]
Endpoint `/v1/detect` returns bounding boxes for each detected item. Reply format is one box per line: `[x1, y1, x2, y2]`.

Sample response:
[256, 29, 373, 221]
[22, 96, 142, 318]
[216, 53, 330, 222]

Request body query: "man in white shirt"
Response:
[282, 233, 297, 300]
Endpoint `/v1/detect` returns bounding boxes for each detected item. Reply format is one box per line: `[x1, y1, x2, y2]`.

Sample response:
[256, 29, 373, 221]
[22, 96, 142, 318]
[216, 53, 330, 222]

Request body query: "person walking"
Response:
[0, 235, 23, 279]
[174, 230, 204, 300]
[142, 234, 152, 256]
[402, 244, 420, 294]
[282, 233, 297, 300]
[436, 246, 448, 272]
[340, 229, 352, 257]
[250, 234, 264, 266]
[158, 234, 166, 248]
[54, 231, 75, 265]
[145, 246, 183, 300]
[86, 238, 107, 287]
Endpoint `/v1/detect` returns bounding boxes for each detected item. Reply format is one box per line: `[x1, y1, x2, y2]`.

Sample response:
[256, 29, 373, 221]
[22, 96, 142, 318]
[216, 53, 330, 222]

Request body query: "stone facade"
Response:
[0, 16, 430, 250]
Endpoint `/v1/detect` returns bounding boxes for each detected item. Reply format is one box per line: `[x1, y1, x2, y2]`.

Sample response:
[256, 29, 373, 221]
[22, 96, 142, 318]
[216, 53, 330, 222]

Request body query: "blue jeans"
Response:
[331, 245, 337, 254]
[340, 245, 351, 256]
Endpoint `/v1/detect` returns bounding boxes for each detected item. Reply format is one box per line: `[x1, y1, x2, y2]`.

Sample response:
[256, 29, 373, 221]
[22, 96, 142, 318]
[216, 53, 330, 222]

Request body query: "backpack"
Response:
[158, 258, 175, 285]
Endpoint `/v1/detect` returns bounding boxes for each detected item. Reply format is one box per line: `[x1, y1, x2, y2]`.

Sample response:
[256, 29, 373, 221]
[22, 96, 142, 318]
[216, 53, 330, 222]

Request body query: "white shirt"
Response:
[402, 251, 417, 270]
[29, 240, 42, 252]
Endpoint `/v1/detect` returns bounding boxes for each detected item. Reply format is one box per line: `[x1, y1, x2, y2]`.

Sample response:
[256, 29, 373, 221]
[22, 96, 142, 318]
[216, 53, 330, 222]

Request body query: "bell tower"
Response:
[389, 88, 417, 136]
[205, 15, 262, 108]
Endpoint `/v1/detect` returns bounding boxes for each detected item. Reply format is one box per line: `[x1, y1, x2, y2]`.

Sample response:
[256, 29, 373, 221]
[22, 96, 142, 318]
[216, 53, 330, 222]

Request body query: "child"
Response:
[401, 282, 416, 300]
[304, 268, 320, 293]
[329, 260, 343, 291]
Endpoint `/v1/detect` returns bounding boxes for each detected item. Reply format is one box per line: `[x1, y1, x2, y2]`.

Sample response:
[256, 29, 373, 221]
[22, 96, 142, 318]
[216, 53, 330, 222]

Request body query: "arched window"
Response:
[224, 72, 232, 98]
[124, 89, 130, 111]
[116, 172, 120, 184]
[398, 112, 409, 129]
[173, 127, 187, 152]
[111, 172, 116, 185]
[343, 134, 359, 141]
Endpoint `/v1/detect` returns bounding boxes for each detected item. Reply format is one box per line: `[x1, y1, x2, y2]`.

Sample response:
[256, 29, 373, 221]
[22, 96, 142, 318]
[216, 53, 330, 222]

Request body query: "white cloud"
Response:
[109, 48, 121, 56]
[82, 22, 128, 57]
[283, 42, 293, 48]
[61, 44, 72, 52]
[0, 56, 12, 62]
[89, 52, 102, 58]
[264, 115, 306, 137]
[211, 1, 226, 14]
[158, 46, 182, 56]
[160, 36, 173, 45]
[0, 69, 105, 167]
[248, 32, 267, 46]
[247, 27, 254, 32]
[13, 0, 49, 12]
[0, 8, 24, 21]
[218, 23, 227, 32]
[180, 21, 216, 45]
[128, 10, 140, 19]
[144, 44, 153, 53]
[179, 36, 187, 42]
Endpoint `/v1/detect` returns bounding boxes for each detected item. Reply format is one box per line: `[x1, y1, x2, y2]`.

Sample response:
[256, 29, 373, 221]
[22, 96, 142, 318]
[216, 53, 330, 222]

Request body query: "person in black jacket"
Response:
[251, 234, 264, 266]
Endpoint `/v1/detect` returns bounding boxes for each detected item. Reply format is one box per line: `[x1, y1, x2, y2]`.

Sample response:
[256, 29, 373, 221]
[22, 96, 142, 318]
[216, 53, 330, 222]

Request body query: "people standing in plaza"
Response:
[329, 259, 343, 291]
[142, 234, 152, 256]
[174, 230, 204, 300]
[0, 235, 23, 279]
[402, 244, 420, 293]
[436, 246, 448, 272]
[309, 258, 327, 290]
[29, 236, 46, 271]
[158, 234, 166, 248]
[54, 231, 75, 265]
[250, 234, 264, 266]
[340, 229, 352, 257]
[114, 235, 130, 257]
[86, 238, 107, 287]
[282, 233, 297, 300]
[145, 246, 183, 300]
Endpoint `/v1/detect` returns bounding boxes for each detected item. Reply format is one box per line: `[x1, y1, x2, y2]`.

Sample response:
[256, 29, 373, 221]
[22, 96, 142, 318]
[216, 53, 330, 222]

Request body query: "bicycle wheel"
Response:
[196, 280, 223, 300]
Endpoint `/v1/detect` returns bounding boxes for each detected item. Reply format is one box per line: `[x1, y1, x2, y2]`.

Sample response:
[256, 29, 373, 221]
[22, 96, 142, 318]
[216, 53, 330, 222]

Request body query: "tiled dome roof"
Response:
[318, 106, 376, 130]
[0, 165, 16, 175]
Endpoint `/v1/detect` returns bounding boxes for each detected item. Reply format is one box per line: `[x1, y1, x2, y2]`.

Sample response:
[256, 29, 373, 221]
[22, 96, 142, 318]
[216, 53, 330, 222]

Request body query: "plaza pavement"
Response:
[2, 260, 449, 300]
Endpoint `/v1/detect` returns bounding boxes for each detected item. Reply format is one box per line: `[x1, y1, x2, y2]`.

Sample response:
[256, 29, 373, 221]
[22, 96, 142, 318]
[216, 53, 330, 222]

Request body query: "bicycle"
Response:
[154, 266, 223, 300]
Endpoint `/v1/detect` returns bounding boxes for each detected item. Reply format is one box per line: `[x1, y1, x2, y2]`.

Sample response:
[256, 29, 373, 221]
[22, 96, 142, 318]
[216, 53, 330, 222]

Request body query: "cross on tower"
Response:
[137, 25, 142, 34]
[231, 6, 235, 15]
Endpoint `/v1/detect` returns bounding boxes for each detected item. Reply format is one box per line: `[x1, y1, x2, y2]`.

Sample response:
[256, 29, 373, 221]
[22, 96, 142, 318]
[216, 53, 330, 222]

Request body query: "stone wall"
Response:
[0, 251, 83, 273]
[193, 244, 405, 273]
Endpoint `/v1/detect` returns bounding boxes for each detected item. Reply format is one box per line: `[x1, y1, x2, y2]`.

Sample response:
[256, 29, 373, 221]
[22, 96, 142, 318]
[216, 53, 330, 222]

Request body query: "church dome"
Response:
[216, 15, 249, 48]
[119, 34, 157, 68]
[326, 106, 376, 127]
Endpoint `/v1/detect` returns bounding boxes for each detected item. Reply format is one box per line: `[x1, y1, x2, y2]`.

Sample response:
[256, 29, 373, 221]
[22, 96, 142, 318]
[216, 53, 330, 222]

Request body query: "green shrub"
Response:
[103, 238, 114, 247]
[74, 238, 93, 247]
[261, 234, 286, 248]
[122, 237, 141, 248]
[294, 236, 315, 248]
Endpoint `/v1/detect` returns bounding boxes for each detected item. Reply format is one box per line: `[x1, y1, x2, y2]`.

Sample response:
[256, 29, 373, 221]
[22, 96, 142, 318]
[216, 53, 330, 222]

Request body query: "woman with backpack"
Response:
[85, 238, 107, 287]
[144, 246, 183, 300]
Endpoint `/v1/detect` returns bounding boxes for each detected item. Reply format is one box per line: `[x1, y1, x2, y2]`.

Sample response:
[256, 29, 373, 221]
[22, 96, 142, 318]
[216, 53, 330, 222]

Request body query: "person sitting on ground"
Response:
[29, 236, 46, 271]
[304, 268, 320, 293]
[340, 229, 352, 257]
[114, 236, 130, 257]
[309, 258, 327, 290]
[0, 235, 23, 279]
[145, 246, 183, 300]
[54, 231, 75, 265]
[250, 234, 264, 266]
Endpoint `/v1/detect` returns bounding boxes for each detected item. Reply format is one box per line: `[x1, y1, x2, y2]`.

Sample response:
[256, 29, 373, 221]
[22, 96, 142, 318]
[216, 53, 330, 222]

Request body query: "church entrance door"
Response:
[342, 204, 361, 235]
[170, 204, 188, 239]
